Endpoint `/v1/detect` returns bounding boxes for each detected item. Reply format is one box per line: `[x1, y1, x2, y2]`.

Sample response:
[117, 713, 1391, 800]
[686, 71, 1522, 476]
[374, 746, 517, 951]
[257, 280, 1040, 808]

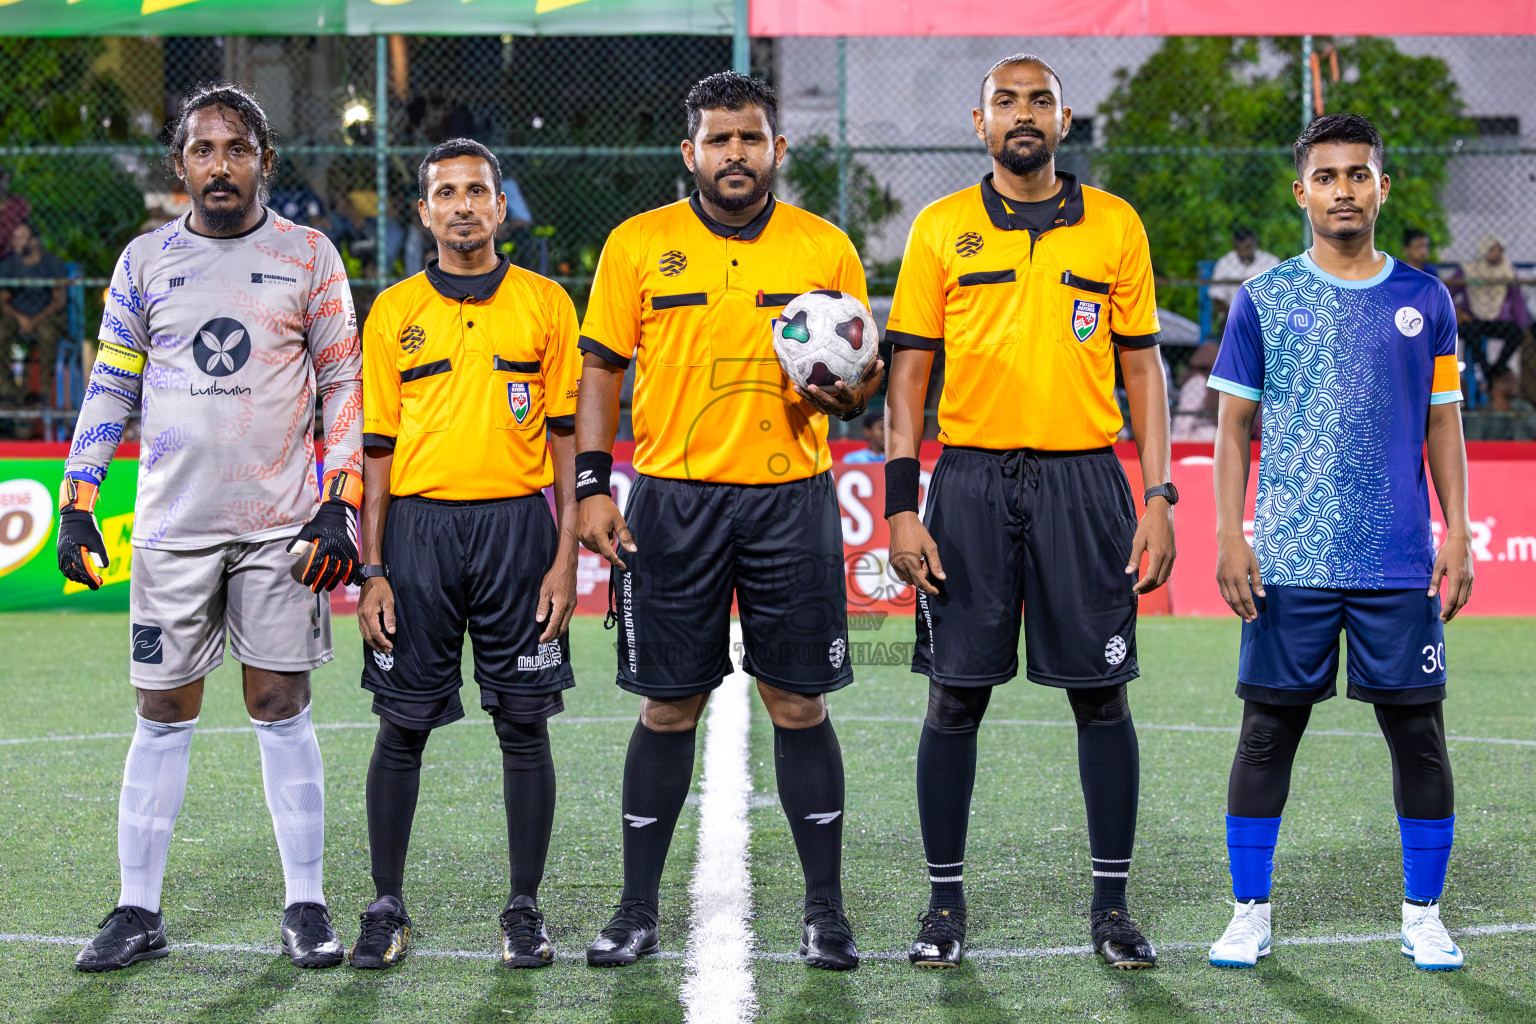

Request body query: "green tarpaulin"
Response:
[0, 0, 731, 36]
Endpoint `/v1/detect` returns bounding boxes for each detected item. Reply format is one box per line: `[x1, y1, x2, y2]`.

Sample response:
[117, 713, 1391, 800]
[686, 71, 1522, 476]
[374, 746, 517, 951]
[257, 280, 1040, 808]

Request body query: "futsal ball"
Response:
[772, 289, 878, 391]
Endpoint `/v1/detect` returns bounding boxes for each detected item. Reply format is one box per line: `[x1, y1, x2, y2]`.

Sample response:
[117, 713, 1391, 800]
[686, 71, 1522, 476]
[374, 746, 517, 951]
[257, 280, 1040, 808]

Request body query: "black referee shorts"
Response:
[611, 472, 853, 699]
[361, 493, 574, 730]
[913, 446, 1140, 690]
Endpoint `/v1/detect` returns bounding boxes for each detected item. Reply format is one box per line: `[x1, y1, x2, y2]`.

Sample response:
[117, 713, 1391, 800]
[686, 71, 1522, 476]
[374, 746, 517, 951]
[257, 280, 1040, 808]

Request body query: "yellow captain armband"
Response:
[97, 342, 147, 376]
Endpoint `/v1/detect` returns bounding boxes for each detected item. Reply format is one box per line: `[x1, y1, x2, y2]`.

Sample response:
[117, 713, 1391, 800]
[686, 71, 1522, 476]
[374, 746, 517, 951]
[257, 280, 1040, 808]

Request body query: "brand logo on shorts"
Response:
[508, 381, 531, 424]
[131, 624, 163, 664]
[955, 231, 984, 257]
[400, 324, 427, 354]
[828, 637, 847, 670]
[517, 642, 563, 672]
[1072, 299, 1101, 343]
[1395, 306, 1425, 337]
[658, 250, 687, 277]
[192, 317, 252, 377]
[1104, 635, 1127, 666]
[372, 648, 393, 672]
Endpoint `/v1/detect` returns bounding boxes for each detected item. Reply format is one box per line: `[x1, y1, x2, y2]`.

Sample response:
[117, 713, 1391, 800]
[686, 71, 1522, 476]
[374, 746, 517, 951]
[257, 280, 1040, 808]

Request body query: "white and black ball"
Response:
[772, 289, 879, 392]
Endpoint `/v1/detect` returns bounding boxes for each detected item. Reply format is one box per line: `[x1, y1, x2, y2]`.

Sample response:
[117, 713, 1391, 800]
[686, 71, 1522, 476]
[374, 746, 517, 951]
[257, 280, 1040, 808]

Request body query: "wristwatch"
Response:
[1144, 483, 1179, 507]
[359, 564, 389, 579]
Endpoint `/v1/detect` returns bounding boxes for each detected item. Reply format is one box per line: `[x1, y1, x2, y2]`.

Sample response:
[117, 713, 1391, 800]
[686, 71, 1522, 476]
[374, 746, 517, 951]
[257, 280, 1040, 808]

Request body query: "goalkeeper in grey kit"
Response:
[57, 83, 362, 971]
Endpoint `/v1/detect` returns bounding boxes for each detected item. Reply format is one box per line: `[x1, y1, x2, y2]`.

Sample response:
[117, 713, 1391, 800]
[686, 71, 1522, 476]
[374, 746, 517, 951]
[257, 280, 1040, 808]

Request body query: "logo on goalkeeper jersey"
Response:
[1071, 299, 1101, 342]
[508, 381, 531, 424]
[193, 318, 252, 377]
[517, 642, 562, 672]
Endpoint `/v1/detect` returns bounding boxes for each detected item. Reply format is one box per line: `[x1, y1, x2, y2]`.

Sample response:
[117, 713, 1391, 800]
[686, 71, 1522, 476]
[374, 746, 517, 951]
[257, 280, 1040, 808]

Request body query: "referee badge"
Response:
[1071, 298, 1101, 342]
[508, 381, 531, 424]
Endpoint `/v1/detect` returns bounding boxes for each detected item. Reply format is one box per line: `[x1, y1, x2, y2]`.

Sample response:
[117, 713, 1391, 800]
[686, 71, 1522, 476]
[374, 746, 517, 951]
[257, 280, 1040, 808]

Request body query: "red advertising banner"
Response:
[749, 0, 1536, 37]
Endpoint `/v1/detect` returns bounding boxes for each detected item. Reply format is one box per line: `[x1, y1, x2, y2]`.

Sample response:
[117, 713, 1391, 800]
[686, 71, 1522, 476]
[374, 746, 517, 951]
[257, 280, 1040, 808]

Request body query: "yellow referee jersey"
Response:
[362, 256, 579, 499]
[579, 194, 867, 484]
[887, 173, 1161, 450]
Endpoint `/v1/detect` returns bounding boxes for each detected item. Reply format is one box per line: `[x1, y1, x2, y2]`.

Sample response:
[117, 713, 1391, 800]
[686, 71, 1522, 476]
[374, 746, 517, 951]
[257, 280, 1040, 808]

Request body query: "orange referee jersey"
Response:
[887, 172, 1161, 450]
[362, 256, 579, 499]
[579, 193, 867, 485]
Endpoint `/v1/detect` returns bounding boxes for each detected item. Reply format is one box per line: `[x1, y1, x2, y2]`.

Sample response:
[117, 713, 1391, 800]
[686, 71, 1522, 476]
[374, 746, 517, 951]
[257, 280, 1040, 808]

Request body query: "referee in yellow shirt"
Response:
[574, 73, 879, 971]
[885, 55, 1176, 971]
[350, 140, 581, 971]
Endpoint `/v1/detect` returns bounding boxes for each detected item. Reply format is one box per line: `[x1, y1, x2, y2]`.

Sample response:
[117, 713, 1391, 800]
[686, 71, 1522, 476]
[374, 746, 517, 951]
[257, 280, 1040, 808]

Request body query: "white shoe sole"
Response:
[1401, 945, 1462, 971]
[1209, 944, 1270, 969]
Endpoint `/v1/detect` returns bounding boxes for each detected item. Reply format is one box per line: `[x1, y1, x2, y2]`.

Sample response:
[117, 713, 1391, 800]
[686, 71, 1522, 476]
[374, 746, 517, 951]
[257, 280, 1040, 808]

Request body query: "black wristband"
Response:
[884, 457, 921, 518]
[574, 450, 614, 502]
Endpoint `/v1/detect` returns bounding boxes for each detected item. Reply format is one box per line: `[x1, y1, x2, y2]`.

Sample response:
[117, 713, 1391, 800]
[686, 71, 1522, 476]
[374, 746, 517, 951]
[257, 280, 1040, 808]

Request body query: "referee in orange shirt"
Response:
[886, 55, 1175, 970]
[574, 72, 879, 971]
[350, 139, 581, 970]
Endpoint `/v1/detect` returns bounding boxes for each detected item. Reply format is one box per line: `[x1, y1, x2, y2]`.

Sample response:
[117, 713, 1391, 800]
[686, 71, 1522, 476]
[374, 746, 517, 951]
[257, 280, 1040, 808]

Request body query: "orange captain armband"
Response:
[322, 468, 363, 510]
[59, 476, 100, 513]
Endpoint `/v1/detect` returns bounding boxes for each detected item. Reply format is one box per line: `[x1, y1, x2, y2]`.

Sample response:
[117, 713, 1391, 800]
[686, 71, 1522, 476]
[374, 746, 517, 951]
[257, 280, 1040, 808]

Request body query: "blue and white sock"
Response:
[1226, 814, 1282, 902]
[254, 705, 327, 908]
[1399, 814, 1455, 905]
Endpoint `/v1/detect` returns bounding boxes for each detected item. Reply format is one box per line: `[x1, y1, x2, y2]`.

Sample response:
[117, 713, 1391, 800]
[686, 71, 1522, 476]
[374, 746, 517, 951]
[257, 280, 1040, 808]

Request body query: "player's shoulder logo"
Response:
[955, 231, 984, 257]
[400, 324, 427, 354]
[507, 381, 531, 424]
[1394, 306, 1425, 338]
[1284, 307, 1316, 337]
[1104, 635, 1127, 666]
[1071, 298, 1101, 343]
[658, 250, 687, 277]
[192, 317, 251, 376]
[131, 624, 163, 664]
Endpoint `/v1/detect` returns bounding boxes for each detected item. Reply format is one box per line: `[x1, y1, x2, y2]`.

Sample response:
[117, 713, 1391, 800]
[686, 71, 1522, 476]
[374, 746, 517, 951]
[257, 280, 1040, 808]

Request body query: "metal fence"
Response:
[2, 33, 1534, 438]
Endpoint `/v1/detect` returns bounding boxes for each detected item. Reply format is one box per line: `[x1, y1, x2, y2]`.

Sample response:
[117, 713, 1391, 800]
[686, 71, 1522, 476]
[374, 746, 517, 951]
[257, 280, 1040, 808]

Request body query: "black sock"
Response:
[1069, 686, 1139, 914]
[916, 683, 990, 912]
[619, 722, 697, 908]
[773, 717, 846, 913]
[493, 713, 556, 905]
[366, 718, 430, 901]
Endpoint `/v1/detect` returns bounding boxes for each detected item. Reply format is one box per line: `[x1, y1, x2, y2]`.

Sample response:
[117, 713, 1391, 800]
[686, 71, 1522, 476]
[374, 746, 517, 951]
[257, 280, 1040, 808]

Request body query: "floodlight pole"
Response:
[375, 34, 389, 291]
[1300, 34, 1313, 249]
[733, 0, 750, 73]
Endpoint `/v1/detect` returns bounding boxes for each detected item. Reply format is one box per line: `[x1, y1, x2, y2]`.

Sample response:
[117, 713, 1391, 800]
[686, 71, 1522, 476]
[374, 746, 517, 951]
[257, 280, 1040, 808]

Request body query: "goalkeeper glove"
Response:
[57, 476, 109, 590]
[288, 469, 363, 593]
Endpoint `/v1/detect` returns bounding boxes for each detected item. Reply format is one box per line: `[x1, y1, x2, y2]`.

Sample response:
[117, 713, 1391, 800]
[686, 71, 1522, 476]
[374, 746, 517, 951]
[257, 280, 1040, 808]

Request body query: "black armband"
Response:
[574, 450, 614, 502]
[885, 457, 921, 518]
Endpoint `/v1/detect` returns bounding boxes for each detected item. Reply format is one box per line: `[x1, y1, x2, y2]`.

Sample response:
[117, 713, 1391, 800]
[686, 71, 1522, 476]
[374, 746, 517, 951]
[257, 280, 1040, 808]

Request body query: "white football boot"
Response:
[1401, 901, 1463, 971]
[1208, 900, 1272, 968]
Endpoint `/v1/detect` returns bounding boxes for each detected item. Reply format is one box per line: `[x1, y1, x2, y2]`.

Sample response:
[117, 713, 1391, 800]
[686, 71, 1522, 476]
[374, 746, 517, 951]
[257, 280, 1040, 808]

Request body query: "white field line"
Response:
[837, 716, 1536, 748]
[0, 715, 637, 747]
[678, 620, 756, 1024]
[7, 922, 1534, 965]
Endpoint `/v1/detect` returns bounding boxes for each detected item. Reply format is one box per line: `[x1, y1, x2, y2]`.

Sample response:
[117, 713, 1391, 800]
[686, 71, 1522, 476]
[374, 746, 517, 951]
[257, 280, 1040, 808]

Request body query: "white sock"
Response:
[117, 714, 197, 913]
[253, 704, 327, 908]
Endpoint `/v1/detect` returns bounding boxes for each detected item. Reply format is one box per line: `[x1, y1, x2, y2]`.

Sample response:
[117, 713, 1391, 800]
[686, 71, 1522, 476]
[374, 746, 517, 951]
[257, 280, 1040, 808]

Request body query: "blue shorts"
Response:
[1237, 585, 1446, 706]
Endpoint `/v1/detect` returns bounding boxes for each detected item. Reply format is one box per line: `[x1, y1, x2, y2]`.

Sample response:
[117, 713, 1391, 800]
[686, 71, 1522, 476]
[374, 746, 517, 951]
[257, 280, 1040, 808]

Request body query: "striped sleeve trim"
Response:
[1429, 390, 1464, 406]
[885, 329, 942, 351]
[1111, 330, 1161, 349]
[547, 414, 576, 430]
[1208, 374, 1262, 402]
[578, 335, 631, 369]
[362, 433, 396, 450]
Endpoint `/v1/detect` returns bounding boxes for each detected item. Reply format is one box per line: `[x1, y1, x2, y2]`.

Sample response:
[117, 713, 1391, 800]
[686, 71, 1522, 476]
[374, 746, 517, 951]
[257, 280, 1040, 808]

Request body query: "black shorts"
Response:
[361, 494, 574, 729]
[913, 446, 1140, 690]
[611, 472, 853, 699]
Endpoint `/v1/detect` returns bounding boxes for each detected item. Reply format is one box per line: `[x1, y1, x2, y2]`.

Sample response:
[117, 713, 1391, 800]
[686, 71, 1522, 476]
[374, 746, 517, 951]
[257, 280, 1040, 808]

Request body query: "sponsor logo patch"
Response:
[1395, 306, 1425, 337]
[131, 624, 163, 664]
[954, 231, 984, 257]
[829, 637, 847, 669]
[1072, 299, 1101, 342]
[658, 250, 687, 277]
[400, 324, 426, 354]
[192, 317, 251, 377]
[516, 641, 563, 672]
[508, 381, 531, 424]
[251, 272, 297, 285]
[1104, 635, 1127, 666]
[372, 648, 393, 672]
[1285, 307, 1316, 336]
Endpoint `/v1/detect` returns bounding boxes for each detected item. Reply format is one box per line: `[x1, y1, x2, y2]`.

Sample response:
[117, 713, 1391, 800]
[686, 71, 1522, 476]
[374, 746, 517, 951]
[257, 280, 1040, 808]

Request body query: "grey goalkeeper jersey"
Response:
[66, 209, 363, 550]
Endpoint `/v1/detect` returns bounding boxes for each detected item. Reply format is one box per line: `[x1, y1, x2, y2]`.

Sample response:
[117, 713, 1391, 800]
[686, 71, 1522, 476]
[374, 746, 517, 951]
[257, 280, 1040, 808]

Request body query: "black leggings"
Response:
[1227, 700, 1453, 820]
[924, 680, 1130, 733]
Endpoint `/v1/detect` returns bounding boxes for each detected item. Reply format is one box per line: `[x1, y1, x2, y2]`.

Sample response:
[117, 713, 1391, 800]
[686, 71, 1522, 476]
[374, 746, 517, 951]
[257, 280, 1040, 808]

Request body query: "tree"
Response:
[781, 136, 902, 256]
[1096, 37, 1474, 320]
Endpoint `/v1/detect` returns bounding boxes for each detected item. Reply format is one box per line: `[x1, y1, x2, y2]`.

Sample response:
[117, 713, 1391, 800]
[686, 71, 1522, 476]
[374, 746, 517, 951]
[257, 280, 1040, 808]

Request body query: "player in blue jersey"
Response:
[1203, 115, 1474, 972]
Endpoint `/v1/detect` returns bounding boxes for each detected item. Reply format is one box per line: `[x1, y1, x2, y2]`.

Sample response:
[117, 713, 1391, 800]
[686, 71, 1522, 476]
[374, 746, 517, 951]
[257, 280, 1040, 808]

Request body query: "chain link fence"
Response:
[2, 33, 1533, 440]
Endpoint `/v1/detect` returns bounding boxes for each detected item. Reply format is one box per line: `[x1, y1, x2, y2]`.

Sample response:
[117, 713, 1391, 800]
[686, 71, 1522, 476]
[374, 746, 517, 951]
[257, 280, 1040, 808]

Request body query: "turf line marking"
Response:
[0, 715, 636, 747]
[679, 621, 757, 1024]
[7, 923, 1533, 965]
[837, 716, 1536, 747]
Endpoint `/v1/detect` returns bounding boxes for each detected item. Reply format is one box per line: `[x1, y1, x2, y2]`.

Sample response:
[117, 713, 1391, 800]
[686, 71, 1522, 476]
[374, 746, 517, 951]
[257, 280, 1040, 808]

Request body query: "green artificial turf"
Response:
[1, 612, 1532, 1022]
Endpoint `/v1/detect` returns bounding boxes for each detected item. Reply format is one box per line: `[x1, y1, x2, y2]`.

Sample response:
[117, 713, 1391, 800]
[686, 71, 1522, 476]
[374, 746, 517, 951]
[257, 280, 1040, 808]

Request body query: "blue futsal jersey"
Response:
[1209, 252, 1463, 590]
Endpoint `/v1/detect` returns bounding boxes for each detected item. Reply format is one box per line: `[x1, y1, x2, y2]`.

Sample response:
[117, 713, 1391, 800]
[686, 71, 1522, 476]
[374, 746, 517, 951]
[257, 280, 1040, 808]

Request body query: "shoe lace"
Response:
[915, 908, 966, 944]
[289, 902, 329, 933]
[600, 899, 657, 940]
[1092, 910, 1147, 946]
[357, 909, 405, 947]
[1405, 907, 1455, 949]
[97, 906, 146, 932]
[500, 905, 544, 945]
[1220, 903, 1268, 945]
[806, 906, 854, 945]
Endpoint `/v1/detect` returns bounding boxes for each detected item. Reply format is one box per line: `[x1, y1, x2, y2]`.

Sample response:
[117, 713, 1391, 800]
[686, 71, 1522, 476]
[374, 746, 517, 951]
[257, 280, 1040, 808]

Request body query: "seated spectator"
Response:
[1470, 367, 1536, 441]
[1209, 227, 1280, 331]
[1450, 235, 1531, 392]
[1401, 228, 1435, 274]
[1173, 342, 1219, 442]
[0, 221, 67, 419]
[843, 408, 886, 463]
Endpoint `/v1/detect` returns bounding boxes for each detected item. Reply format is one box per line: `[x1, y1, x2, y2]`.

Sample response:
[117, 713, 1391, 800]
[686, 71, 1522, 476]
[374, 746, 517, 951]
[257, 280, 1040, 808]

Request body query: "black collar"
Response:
[688, 191, 776, 240]
[425, 253, 511, 302]
[979, 172, 1085, 233]
[185, 207, 269, 240]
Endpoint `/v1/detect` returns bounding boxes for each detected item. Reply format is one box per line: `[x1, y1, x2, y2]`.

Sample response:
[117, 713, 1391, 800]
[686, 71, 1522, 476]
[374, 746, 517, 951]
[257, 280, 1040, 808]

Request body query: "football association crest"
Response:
[1071, 299, 1101, 342]
[508, 381, 531, 424]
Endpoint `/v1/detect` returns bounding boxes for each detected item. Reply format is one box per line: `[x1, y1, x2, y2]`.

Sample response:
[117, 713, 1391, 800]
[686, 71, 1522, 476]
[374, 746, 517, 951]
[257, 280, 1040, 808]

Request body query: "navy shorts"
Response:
[610, 472, 852, 699]
[1237, 585, 1446, 706]
[912, 445, 1141, 690]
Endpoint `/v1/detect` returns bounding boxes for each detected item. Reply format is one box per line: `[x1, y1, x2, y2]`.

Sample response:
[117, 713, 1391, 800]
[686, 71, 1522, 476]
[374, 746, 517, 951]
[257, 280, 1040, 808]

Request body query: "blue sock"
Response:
[1226, 815, 1282, 902]
[1398, 815, 1455, 904]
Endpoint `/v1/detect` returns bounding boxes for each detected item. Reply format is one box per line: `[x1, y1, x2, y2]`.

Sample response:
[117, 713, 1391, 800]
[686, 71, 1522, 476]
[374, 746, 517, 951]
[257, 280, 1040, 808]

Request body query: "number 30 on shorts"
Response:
[1421, 643, 1446, 674]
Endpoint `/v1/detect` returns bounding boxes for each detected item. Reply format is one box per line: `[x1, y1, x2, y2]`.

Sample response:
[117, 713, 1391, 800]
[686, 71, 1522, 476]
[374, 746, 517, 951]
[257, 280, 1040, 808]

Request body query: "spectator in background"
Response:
[1471, 367, 1536, 441]
[1172, 342, 1219, 442]
[1209, 227, 1280, 331]
[1451, 235, 1530, 394]
[1401, 229, 1434, 274]
[0, 221, 66, 413]
[0, 172, 30, 260]
[843, 408, 886, 463]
